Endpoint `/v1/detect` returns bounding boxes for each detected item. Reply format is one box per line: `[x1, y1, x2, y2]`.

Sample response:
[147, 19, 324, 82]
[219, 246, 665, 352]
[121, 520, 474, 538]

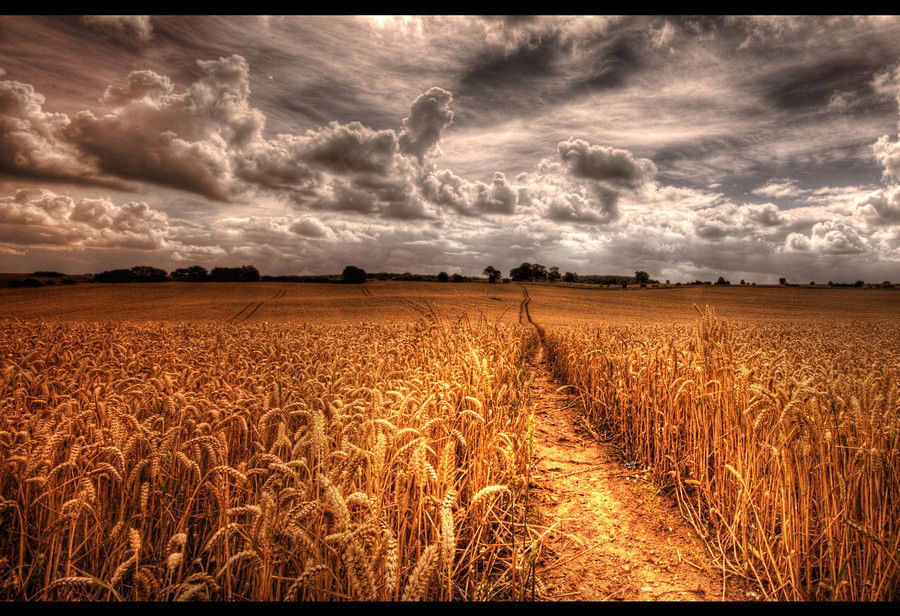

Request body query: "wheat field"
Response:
[0, 315, 540, 600]
[544, 310, 899, 600]
[0, 283, 898, 601]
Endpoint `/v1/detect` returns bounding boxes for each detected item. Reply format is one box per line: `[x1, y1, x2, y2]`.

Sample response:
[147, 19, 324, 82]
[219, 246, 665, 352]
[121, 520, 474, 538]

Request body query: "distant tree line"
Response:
[506, 263, 658, 286]
[92, 265, 261, 283]
[6, 262, 895, 290]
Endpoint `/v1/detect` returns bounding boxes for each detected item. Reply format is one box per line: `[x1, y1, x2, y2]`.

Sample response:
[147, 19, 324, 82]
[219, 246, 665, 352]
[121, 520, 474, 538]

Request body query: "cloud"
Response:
[398, 87, 454, 163]
[290, 217, 330, 238]
[751, 178, 807, 200]
[2, 17, 899, 280]
[0, 188, 168, 249]
[693, 202, 786, 240]
[557, 138, 657, 189]
[784, 220, 868, 255]
[743, 202, 784, 227]
[873, 134, 900, 180]
[545, 187, 619, 225]
[64, 55, 264, 201]
[100, 70, 174, 106]
[81, 16, 153, 42]
[0, 80, 125, 188]
[855, 185, 900, 224]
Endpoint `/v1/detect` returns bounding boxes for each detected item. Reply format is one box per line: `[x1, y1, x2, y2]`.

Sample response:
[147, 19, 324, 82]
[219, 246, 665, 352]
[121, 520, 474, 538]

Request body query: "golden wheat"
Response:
[543, 309, 899, 600]
[0, 316, 538, 600]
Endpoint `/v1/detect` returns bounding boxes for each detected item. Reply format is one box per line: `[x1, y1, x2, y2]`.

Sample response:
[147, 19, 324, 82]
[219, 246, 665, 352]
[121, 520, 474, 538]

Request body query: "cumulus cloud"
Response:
[398, 87, 454, 163]
[0, 188, 168, 249]
[0, 80, 122, 188]
[557, 138, 656, 189]
[64, 55, 264, 201]
[290, 217, 330, 238]
[855, 185, 900, 224]
[81, 16, 153, 42]
[784, 220, 868, 255]
[693, 202, 786, 240]
[100, 70, 174, 106]
[419, 168, 523, 217]
[873, 134, 900, 180]
[545, 187, 619, 225]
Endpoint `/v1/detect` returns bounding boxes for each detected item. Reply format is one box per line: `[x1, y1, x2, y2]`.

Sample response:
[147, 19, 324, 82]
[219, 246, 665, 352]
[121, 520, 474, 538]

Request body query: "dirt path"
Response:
[521, 286, 738, 601]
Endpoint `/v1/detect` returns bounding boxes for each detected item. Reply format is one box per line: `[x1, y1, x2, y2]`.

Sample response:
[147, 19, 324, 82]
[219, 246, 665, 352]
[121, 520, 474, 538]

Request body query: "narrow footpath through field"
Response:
[520, 286, 738, 601]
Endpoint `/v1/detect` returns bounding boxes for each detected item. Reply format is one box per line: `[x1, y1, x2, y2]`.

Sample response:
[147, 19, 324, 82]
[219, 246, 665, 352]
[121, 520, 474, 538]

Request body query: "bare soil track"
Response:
[225, 284, 288, 323]
[520, 286, 741, 601]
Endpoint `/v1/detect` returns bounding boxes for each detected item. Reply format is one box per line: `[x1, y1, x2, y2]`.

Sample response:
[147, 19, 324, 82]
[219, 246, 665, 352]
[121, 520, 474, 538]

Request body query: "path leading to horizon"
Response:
[519, 286, 741, 601]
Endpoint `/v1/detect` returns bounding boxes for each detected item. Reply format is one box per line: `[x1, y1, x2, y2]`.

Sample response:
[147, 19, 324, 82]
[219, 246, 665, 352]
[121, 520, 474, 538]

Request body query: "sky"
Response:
[1, 15, 899, 282]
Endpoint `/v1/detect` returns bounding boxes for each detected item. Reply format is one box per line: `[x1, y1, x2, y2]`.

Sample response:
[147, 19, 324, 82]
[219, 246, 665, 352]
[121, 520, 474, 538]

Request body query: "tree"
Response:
[548, 266, 561, 282]
[209, 265, 260, 282]
[853, 280, 864, 288]
[94, 268, 136, 283]
[740, 279, 745, 285]
[341, 265, 367, 284]
[715, 276, 730, 285]
[563, 271, 577, 283]
[810, 281, 815, 286]
[450, 273, 464, 283]
[483, 266, 501, 283]
[779, 277, 787, 285]
[634, 271, 650, 285]
[171, 265, 208, 282]
[509, 263, 533, 282]
[130, 265, 168, 282]
[437, 271, 450, 282]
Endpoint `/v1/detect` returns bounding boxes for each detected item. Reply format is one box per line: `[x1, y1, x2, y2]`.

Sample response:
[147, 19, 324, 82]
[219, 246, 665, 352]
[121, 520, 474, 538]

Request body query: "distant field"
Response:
[0, 280, 896, 324]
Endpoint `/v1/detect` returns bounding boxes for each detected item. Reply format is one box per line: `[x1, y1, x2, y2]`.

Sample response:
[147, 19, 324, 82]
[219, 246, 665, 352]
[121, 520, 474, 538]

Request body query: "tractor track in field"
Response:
[519, 284, 739, 601]
[225, 285, 288, 323]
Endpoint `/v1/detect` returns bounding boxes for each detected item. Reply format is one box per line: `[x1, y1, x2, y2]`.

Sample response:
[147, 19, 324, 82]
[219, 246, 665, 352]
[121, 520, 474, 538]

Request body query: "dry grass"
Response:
[543, 309, 900, 600]
[0, 313, 540, 600]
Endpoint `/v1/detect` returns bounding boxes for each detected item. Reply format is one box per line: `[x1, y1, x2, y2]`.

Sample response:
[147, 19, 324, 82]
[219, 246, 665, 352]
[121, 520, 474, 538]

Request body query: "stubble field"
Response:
[0, 282, 897, 600]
